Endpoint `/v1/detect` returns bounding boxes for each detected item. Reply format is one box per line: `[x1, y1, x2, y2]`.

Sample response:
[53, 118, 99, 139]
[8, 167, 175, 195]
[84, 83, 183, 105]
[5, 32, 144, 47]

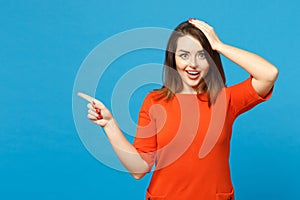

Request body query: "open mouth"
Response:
[186, 70, 200, 79]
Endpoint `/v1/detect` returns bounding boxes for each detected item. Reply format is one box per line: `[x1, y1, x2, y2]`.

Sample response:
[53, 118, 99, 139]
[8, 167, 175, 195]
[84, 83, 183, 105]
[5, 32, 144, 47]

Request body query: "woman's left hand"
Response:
[189, 18, 223, 51]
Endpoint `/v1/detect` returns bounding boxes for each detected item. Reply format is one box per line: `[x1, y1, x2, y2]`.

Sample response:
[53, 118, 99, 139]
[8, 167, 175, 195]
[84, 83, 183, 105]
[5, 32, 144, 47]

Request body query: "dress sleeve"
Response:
[133, 93, 157, 169]
[227, 76, 273, 117]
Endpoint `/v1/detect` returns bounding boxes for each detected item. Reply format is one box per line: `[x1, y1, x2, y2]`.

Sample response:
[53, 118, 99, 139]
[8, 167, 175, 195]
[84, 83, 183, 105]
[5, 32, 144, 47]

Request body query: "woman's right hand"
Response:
[78, 92, 150, 178]
[78, 92, 113, 128]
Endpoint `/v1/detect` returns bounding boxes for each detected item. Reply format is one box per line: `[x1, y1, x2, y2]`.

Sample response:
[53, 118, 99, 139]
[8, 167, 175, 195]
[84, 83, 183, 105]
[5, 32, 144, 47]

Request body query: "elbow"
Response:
[131, 164, 150, 180]
[265, 65, 279, 83]
[271, 66, 279, 82]
[132, 173, 146, 180]
[131, 159, 151, 180]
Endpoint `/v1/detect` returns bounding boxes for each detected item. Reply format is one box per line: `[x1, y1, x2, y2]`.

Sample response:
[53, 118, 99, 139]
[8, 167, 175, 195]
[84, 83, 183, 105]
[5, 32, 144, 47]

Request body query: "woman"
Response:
[78, 19, 278, 200]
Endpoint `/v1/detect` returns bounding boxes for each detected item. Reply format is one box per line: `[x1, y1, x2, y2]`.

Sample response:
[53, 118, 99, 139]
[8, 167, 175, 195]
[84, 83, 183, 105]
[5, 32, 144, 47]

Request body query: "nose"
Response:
[188, 56, 197, 68]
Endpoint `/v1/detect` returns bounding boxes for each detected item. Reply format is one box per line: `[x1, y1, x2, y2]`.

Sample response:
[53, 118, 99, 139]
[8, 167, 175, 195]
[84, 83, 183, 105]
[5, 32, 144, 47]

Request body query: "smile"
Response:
[186, 70, 200, 79]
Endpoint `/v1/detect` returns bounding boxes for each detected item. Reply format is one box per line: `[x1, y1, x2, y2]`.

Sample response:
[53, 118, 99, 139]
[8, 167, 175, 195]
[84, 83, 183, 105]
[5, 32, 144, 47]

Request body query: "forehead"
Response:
[176, 35, 203, 51]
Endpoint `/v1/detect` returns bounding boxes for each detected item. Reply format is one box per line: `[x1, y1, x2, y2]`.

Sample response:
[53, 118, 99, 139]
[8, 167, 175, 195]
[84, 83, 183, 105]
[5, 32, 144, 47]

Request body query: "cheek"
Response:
[199, 61, 210, 76]
[200, 60, 210, 71]
[202, 65, 210, 77]
[175, 58, 188, 70]
[204, 64, 210, 72]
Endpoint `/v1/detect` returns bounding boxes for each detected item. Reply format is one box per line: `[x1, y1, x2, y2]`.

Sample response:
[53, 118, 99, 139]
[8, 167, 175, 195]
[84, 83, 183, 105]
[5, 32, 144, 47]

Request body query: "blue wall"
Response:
[1, 0, 299, 199]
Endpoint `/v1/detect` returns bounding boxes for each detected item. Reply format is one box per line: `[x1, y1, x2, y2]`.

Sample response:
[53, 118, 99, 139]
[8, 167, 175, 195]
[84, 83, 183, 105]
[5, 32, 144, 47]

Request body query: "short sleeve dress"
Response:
[133, 77, 273, 200]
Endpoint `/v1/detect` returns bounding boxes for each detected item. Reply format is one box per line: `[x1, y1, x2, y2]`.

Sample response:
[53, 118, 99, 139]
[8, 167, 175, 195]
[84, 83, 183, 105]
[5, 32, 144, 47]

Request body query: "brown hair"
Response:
[155, 21, 226, 106]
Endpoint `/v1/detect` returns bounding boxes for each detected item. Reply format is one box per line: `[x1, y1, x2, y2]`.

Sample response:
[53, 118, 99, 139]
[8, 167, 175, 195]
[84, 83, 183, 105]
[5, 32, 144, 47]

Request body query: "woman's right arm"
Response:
[78, 92, 150, 180]
[102, 118, 150, 180]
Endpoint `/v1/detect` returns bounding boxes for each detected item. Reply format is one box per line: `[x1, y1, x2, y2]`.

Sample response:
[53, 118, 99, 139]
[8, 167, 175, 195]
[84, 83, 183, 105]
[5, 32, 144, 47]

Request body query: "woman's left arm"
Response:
[189, 19, 279, 98]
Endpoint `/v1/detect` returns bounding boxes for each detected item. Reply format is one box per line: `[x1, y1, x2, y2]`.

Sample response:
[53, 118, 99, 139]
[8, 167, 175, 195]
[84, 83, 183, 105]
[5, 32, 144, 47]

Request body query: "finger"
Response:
[189, 22, 208, 33]
[89, 111, 103, 120]
[189, 18, 211, 27]
[191, 21, 210, 31]
[97, 114, 103, 120]
[87, 103, 96, 111]
[189, 19, 212, 31]
[95, 108, 101, 114]
[88, 109, 98, 117]
[78, 92, 96, 103]
[92, 100, 105, 109]
[193, 24, 213, 37]
[78, 92, 105, 109]
[195, 20, 211, 26]
[197, 22, 213, 31]
[87, 113, 97, 120]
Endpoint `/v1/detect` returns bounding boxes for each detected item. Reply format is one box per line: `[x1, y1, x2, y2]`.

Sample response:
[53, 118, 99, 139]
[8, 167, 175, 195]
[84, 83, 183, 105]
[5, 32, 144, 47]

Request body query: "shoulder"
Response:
[225, 77, 252, 93]
[141, 90, 172, 109]
[144, 90, 164, 103]
[223, 76, 272, 117]
[225, 76, 272, 100]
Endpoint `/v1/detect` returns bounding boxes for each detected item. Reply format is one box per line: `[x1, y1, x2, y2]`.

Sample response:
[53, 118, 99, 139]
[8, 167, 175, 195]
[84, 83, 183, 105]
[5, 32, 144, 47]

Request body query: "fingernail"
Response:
[189, 18, 192, 21]
[95, 108, 100, 114]
[97, 115, 103, 120]
[92, 101, 95, 105]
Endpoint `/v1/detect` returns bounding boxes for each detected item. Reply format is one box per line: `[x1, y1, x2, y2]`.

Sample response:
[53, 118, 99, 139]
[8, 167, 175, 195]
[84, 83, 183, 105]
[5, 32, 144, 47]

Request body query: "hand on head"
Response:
[188, 18, 223, 51]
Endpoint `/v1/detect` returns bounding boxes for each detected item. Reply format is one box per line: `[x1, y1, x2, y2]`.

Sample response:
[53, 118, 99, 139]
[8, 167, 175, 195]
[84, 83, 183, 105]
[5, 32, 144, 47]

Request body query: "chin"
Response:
[186, 80, 201, 88]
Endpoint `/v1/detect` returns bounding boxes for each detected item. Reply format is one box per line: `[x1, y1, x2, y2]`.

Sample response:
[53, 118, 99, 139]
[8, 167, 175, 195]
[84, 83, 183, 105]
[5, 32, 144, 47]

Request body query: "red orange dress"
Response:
[133, 77, 273, 200]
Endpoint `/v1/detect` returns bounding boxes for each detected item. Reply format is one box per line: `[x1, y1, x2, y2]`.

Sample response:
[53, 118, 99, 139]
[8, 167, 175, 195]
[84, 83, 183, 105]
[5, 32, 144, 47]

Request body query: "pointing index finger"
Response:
[77, 92, 96, 103]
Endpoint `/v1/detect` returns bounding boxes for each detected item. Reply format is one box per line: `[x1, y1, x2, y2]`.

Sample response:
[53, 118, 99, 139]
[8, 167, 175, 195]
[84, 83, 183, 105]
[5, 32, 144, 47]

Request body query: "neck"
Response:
[177, 85, 204, 94]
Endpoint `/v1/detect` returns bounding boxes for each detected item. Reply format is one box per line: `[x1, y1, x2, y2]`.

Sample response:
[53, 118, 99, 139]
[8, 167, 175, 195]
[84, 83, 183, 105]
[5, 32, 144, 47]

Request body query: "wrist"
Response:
[103, 118, 116, 130]
[215, 42, 226, 54]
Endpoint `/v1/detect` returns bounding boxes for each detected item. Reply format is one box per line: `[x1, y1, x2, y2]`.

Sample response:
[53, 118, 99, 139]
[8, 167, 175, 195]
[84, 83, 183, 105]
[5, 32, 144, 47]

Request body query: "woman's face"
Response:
[175, 35, 209, 93]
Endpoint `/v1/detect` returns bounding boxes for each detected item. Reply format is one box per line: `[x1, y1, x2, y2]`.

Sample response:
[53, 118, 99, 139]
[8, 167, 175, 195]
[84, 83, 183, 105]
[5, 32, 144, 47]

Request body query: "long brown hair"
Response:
[155, 21, 226, 106]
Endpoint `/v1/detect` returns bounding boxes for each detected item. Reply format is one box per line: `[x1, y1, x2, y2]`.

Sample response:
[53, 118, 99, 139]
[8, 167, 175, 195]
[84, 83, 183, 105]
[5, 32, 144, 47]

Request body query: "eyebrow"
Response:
[177, 49, 204, 53]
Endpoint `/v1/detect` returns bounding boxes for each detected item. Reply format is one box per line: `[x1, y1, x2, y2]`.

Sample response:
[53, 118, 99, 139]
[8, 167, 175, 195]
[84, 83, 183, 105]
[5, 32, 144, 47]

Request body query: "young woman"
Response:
[78, 19, 278, 200]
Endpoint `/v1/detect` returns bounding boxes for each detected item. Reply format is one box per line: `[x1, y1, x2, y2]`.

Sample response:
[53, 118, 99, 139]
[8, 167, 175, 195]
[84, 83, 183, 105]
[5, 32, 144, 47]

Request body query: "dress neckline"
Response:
[175, 92, 209, 101]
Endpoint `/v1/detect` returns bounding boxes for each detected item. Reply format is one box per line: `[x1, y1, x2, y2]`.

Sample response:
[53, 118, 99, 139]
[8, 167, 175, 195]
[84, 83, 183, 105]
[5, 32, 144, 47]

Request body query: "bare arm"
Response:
[216, 43, 278, 97]
[189, 19, 279, 97]
[102, 118, 149, 179]
[78, 93, 149, 180]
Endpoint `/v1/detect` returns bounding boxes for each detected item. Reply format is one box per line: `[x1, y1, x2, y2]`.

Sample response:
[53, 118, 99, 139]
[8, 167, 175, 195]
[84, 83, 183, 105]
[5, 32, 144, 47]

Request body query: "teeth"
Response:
[186, 71, 200, 75]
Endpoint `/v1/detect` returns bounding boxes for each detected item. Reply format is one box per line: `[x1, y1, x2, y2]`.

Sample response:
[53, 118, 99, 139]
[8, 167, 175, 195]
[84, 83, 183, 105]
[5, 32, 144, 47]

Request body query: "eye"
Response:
[179, 53, 189, 59]
[197, 52, 206, 59]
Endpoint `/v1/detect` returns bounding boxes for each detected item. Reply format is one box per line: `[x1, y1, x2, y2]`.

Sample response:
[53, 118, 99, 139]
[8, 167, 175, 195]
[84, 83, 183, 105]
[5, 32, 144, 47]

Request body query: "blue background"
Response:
[1, 0, 299, 199]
